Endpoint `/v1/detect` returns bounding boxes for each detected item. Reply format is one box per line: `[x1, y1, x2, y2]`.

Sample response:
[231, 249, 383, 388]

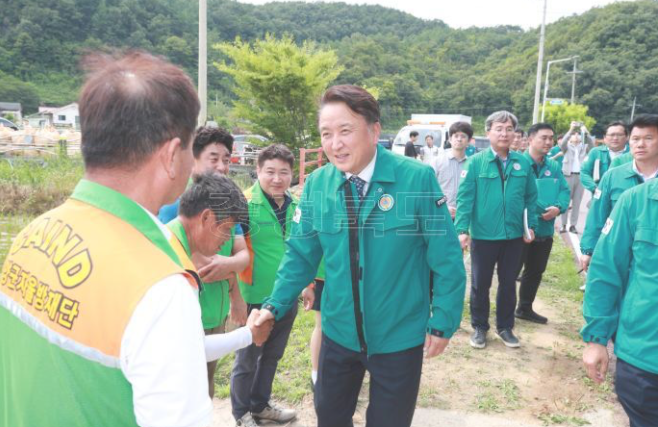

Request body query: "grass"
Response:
[0, 215, 33, 265]
[473, 378, 522, 413]
[213, 303, 315, 402]
[540, 238, 585, 303]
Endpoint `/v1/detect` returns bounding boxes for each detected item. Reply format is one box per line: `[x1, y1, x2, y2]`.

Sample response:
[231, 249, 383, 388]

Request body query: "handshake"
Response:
[246, 309, 275, 346]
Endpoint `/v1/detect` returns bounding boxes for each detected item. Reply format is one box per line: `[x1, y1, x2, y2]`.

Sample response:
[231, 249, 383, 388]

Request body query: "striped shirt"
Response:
[434, 151, 468, 209]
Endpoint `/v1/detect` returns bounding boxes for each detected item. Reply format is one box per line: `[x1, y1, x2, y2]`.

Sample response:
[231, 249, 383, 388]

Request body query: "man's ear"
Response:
[161, 137, 183, 179]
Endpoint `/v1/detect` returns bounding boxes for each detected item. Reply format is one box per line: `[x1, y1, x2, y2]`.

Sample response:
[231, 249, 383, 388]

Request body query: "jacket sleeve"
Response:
[580, 173, 612, 255]
[580, 151, 598, 192]
[524, 166, 539, 230]
[419, 168, 466, 338]
[454, 158, 475, 234]
[556, 170, 570, 214]
[581, 192, 633, 345]
[264, 177, 323, 320]
[559, 131, 573, 152]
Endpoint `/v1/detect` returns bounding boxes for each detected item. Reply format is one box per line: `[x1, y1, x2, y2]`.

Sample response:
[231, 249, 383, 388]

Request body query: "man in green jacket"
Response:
[231, 144, 299, 427]
[582, 178, 658, 426]
[455, 110, 538, 349]
[580, 115, 658, 272]
[515, 123, 569, 324]
[580, 121, 630, 194]
[255, 85, 466, 427]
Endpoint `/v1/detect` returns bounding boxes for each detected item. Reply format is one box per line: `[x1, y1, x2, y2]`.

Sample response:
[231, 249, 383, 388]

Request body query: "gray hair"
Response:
[179, 172, 248, 226]
[485, 110, 518, 132]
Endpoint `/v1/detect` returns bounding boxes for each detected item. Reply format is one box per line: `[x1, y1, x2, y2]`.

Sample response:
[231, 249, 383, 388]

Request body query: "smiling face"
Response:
[319, 102, 380, 174]
[257, 158, 292, 199]
[193, 142, 231, 176]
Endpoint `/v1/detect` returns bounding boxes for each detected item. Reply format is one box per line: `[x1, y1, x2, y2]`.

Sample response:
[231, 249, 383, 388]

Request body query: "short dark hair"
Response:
[193, 126, 234, 158]
[257, 144, 294, 169]
[605, 121, 628, 136]
[425, 135, 434, 140]
[630, 114, 658, 133]
[79, 50, 199, 169]
[320, 85, 380, 124]
[179, 172, 248, 225]
[449, 122, 473, 139]
[515, 129, 526, 137]
[527, 123, 554, 138]
[410, 131, 419, 138]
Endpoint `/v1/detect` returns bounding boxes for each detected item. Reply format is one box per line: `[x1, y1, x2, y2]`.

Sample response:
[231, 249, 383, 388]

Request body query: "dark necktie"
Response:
[349, 175, 366, 200]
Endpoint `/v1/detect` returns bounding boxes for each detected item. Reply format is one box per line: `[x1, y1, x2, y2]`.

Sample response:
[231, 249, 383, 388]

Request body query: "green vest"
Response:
[239, 182, 298, 304]
[167, 218, 235, 329]
[524, 151, 571, 238]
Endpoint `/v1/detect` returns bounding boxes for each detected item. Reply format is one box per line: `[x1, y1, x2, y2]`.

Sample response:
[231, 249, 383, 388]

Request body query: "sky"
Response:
[237, 0, 631, 29]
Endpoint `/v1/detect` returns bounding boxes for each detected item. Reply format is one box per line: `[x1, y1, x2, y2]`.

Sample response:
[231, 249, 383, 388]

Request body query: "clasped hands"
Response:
[247, 309, 274, 346]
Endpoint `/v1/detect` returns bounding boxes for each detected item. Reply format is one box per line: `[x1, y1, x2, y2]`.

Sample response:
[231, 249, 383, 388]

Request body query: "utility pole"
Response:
[630, 96, 641, 121]
[541, 56, 573, 122]
[532, 0, 548, 124]
[198, 0, 207, 126]
[566, 56, 583, 104]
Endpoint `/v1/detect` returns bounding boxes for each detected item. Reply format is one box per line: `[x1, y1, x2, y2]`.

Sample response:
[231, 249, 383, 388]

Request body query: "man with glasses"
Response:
[456, 110, 537, 349]
[581, 121, 630, 195]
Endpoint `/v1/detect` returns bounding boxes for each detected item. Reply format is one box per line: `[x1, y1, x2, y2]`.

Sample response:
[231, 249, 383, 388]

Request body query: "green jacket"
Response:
[523, 152, 570, 238]
[455, 148, 538, 240]
[167, 218, 234, 329]
[611, 151, 633, 168]
[239, 182, 298, 304]
[548, 145, 564, 166]
[581, 179, 658, 374]
[265, 145, 466, 355]
[580, 144, 630, 192]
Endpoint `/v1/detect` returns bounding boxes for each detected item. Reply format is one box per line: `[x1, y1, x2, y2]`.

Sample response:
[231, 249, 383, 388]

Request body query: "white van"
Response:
[391, 125, 446, 156]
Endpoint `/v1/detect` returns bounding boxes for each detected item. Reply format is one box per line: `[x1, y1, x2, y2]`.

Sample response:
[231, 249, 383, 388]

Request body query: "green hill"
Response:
[0, 0, 655, 133]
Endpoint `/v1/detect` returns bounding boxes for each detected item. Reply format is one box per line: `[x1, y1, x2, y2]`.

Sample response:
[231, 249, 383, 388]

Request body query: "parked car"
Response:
[472, 136, 491, 152]
[231, 135, 268, 165]
[0, 117, 19, 130]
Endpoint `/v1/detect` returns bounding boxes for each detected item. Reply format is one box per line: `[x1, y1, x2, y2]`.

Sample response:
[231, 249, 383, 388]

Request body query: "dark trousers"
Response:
[315, 334, 423, 427]
[470, 238, 524, 331]
[616, 358, 658, 427]
[517, 237, 553, 311]
[230, 303, 298, 419]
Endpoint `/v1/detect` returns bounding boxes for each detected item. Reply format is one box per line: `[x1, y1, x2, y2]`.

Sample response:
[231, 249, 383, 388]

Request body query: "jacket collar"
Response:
[328, 144, 396, 193]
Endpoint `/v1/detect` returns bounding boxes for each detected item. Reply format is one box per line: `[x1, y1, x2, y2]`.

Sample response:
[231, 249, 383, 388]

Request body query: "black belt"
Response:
[570, 172, 580, 174]
[343, 181, 367, 353]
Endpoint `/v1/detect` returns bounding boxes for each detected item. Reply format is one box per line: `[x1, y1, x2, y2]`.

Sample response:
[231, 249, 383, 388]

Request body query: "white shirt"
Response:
[632, 160, 658, 182]
[120, 207, 253, 427]
[609, 148, 625, 161]
[345, 151, 377, 195]
[569, 143, 584, 173]
[420, 145, 441, 167]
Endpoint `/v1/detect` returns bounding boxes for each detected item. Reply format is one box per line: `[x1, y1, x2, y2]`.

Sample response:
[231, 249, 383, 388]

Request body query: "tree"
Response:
[542, 102, 596, 136]
[215, 34, 342, 151]
[0, 72, 40, 114]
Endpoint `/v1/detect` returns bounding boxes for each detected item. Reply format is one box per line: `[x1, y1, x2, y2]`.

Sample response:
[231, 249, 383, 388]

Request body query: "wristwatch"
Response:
[427, 327, 445, 338]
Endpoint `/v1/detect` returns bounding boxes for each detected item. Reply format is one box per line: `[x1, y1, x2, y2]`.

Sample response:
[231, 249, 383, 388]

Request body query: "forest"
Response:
[1, 0, 657, 133]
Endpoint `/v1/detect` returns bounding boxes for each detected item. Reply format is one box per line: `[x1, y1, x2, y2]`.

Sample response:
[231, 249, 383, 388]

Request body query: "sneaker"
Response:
[515, 308, 548, 324]
[569, 225, 578, 234]
[470, 328, 487, 349]
[497, 329, 520, 348]
[559, 226, 567, 233]
[252, 402, 297, 423]
[580, 284, 586, 292]
[236, 413, 258, 427]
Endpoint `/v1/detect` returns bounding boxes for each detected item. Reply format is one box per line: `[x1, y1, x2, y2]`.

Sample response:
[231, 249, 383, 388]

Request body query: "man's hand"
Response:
[458, 233, 470, 251]
[229, 279, 248, 326]
[583, 342, 609, 384]
[247, 309, 274, 346]
[448, 206, 457, 220]
[424, 335, 450, 358]
[570, 121, 580, 132]
[541, 206, 560, 221]
[302, 286, 315, 311]
[523, 228, 535, 244]
[254, 309, 275, 327]
[197, 254, 233, 282]
[581, 254, 592, 273]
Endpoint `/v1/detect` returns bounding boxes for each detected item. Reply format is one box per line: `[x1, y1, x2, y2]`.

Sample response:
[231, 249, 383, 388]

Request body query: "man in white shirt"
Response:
[420, 134, 441, 168]
[559, 121, 594, 233]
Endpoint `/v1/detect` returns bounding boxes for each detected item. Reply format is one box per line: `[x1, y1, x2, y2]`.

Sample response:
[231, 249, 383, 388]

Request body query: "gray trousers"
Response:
[561, 174, 584, 228]
[230, 303, 298, 420]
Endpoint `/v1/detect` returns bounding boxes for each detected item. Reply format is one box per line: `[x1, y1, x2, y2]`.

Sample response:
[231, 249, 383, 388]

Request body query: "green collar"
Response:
[327, 144, 396, 193]
[167, 218, 191, 258]
[70, 179, 182, 267]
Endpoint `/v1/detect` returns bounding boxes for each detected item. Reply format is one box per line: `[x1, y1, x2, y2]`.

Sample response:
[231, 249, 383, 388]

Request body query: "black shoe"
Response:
[497, 329, 520, 348]
[569, 225, 578, 234]
[515, 308, 548, 324]
[470, 328, 487, 349]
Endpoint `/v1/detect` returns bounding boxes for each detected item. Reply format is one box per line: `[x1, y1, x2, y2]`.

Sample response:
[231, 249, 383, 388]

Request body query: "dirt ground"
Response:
[212, 286, 628, 427]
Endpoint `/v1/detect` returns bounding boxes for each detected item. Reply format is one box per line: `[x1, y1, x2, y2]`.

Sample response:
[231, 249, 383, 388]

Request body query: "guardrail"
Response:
[299, 147, 324, 186]
[0, 139, 81, 157]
